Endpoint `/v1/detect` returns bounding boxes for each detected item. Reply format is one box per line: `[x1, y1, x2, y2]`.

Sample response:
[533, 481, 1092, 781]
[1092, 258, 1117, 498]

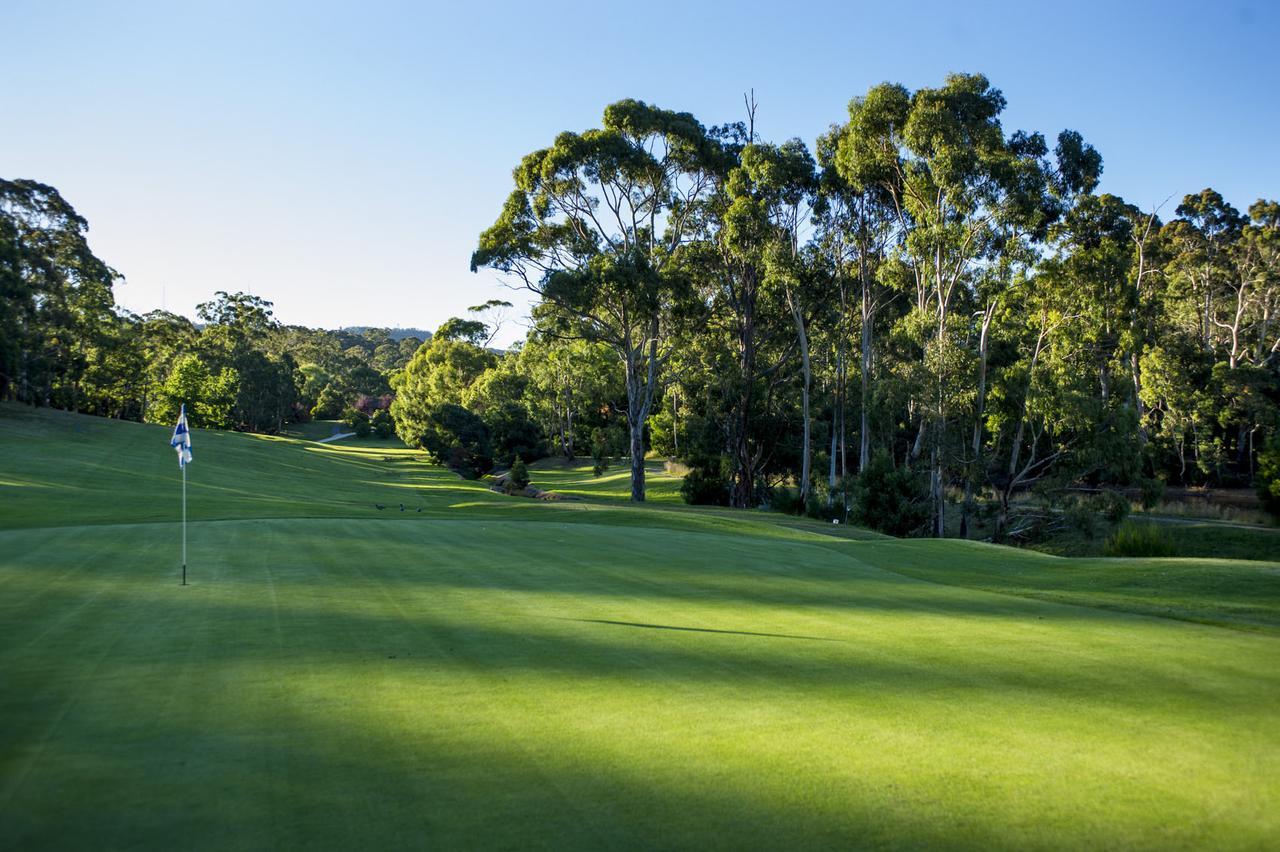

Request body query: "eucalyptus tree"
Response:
[696, 135, 819, 507]
[0, 178, 119, 408]
[196, 292, 299, 432]
[752, 142, 821, 506]
[837, 74, 1061, 536]
[1239, 200, 1280, 367]
[515, 331, 621, 460]
[953, 129, 1101, 535]
[471, 100, 726, 500]
[1212, 199, 1280, 369]
[815, 124, 900, 475]
[1165, 190, 1246, 354]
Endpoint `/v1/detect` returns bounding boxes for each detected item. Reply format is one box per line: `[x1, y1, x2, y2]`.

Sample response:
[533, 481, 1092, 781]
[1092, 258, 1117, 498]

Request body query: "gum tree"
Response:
[471, 100, 725, 501]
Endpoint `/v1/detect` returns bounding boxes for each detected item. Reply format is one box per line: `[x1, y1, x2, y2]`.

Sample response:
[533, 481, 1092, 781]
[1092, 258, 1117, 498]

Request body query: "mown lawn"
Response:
[525, 456, 684, 502]
[2, 403, 1278, 850]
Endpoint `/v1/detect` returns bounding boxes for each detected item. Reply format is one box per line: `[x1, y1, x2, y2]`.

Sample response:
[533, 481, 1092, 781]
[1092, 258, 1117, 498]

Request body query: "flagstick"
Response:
[181, 458, 187, 586]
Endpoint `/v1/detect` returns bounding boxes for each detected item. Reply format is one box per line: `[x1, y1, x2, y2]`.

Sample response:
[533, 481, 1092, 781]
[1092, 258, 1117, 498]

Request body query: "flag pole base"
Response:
[182, 563, 187, 586]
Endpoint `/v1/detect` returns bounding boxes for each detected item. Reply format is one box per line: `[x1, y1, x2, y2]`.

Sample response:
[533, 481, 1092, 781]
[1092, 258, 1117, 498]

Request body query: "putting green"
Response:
[2, 404, 1278, 849]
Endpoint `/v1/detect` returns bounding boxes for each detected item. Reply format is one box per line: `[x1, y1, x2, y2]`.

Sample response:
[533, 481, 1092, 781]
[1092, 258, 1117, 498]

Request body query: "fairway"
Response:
[2, 406, 1279, 850]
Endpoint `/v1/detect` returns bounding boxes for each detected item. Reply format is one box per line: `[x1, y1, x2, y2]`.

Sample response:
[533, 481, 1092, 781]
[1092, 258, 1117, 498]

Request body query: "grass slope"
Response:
[2, 403, 1278, 850]
[525, 457, 685, 503]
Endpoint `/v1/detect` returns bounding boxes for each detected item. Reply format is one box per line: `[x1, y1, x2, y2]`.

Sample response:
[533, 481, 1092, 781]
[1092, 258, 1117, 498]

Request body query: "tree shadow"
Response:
[561, 618, 846, 643]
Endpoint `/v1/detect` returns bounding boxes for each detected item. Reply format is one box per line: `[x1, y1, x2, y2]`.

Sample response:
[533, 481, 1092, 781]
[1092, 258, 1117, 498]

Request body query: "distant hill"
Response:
[339, 326, 431, 341]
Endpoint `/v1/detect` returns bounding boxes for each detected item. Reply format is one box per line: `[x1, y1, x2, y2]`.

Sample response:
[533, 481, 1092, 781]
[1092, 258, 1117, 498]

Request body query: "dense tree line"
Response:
[1, 178, 422, 433]
[464, 75, 1279, 535]
[5, 72, 1278, 538]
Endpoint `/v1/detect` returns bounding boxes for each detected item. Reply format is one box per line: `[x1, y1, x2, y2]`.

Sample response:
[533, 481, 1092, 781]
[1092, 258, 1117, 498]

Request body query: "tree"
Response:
[154, 354, 237, 429]
[472, 99, 725, 501]
[414, 403, 493, 479]
[0, 179, 120, 408]
[703, 137, 819, 507]
[390, 331, 496, 445]
[509, 455, 530, 489]
[815, 123, 899, 478]
[850, 450, 930, 536]
[343, 407, 372, 438]
[196, 292, 299, 433]
[371, 407, 394, 438]
[837, 74, 1090, 536]
[519, 332, 621, 460]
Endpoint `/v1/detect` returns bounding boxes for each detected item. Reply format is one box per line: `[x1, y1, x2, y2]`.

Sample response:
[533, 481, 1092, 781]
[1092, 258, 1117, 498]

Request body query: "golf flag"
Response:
[170, 405, 193, 468]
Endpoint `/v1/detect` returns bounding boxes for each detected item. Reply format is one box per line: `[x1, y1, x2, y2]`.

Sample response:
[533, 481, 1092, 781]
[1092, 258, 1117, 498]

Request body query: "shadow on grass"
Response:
[4, 566, 1271, 719]
[561, 618, 847, 643]
[1, 666, 1136, 852]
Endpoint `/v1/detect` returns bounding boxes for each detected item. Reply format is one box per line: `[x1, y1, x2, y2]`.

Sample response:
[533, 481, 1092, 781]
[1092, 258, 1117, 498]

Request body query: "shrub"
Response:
[1258, 435, 1280, 522]
[509, 456, 530, 489]
[850, 451, 929, 537]
[343, 407, 372, 438]
[1139, 477, 1166, 511]
[591, 427, 610, 477]
[1096, 489, 1130, 526]
[311, 384, 345, 420]
[415, 403, 493, 478]
[370, 408, 394, 439]
[769, 486, 804, 516]
[1104, 522, 1175, 557]
[680, 465, 730, 506]
[1063, 496, 1100, 539]
[486, 402, 546, 465]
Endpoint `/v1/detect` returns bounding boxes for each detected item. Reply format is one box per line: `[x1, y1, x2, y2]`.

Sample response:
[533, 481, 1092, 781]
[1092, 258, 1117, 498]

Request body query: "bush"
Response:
[486, 403, 546, 465]
[415, 403, 493, 479]
[509, 456, 530, 489]
[370, 408, 394, 439]
[850, 451, 930, 537]
[311, 384, 345, 420]
[343, 407, 372, 438]
[1104, 521, 1175, 557]
[680, 465, 730, 506]
[1062, 496, 1101, 539]
[1258, 435, 1280, 522]
[1139, 476, 1166, 511]
[1096, 489, 1130, 526]
[591, 427, 610, 477]
[769, 486, 805, 515]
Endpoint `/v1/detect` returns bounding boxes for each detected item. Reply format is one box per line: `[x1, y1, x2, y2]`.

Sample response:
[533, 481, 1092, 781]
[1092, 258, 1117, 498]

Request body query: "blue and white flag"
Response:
[170, 404, 193, 468]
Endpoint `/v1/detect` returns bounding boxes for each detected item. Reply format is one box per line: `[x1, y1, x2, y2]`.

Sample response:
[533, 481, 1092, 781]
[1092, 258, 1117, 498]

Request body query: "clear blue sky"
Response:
[4, 0, 1276, 346]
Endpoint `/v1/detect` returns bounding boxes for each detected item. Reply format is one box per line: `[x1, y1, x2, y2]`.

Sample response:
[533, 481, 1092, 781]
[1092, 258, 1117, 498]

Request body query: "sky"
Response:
[3, 0, 1277, 347]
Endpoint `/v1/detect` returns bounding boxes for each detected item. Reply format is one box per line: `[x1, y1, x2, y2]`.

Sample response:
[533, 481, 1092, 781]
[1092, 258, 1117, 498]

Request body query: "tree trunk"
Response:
[730, 273, 759, 508]
[629, 416, 646, 502]
[1131, 351, 1145, 442]
[789, 292, 812, 508]
[932, 442, 945, 538]
[910, 414, 926, 462]
[960, 305, 995, 539]
[1009, 316, 1050, 481]
[624, 328, 660, 503]
[828, 423, 837, 506]
[859, 264, 873, 472]
[671, 388, 679, 457]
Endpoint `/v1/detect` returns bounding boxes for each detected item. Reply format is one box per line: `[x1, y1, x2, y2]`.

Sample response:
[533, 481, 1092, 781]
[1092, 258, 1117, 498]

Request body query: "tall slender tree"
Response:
[472, 100, 725, 500]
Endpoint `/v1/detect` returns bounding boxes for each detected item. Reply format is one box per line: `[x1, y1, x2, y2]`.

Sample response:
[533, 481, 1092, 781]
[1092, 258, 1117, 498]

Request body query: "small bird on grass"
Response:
[375, 504, 385, 510]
